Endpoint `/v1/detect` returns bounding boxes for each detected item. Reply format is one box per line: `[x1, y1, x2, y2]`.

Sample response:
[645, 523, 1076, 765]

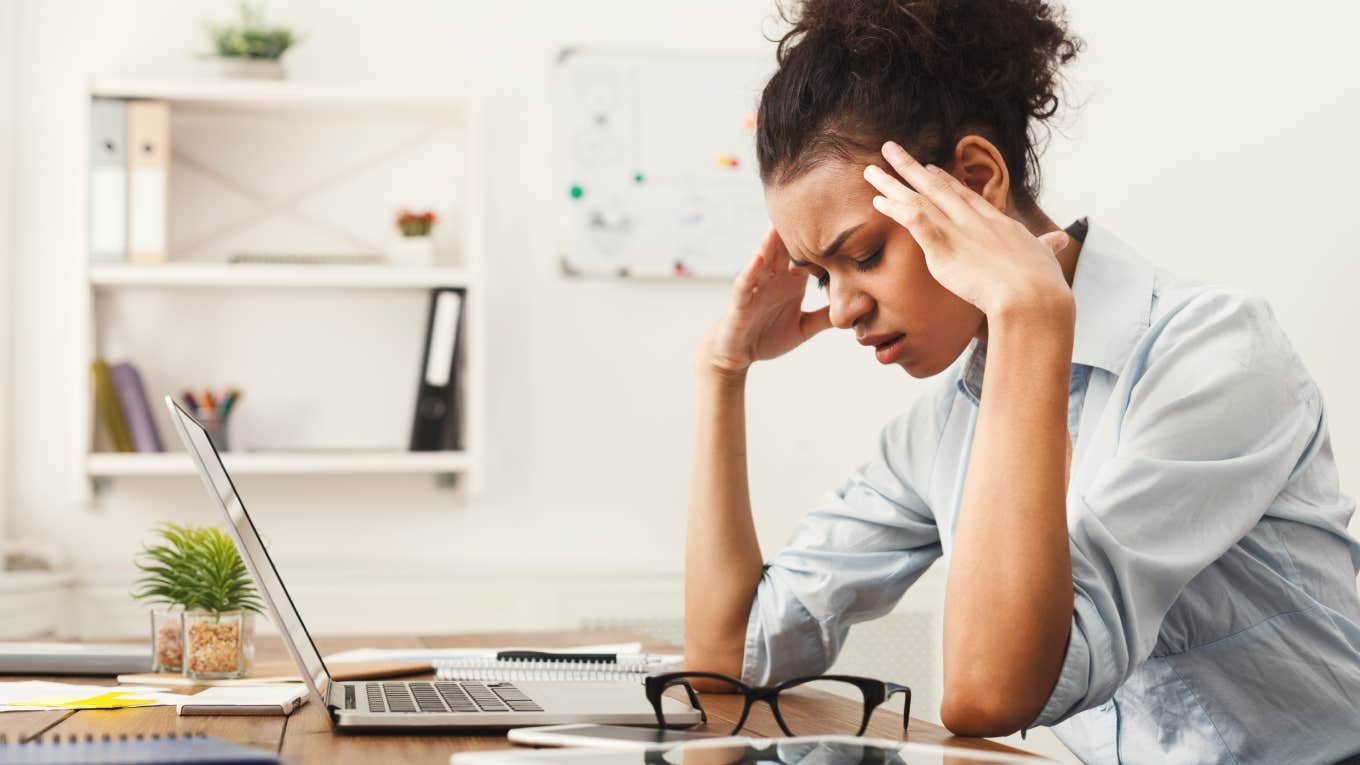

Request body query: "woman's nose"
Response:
[827, 280, 870, 330]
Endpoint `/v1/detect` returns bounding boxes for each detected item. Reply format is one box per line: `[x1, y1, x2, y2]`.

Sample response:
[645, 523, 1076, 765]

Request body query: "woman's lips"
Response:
[873, 334, 907, 364]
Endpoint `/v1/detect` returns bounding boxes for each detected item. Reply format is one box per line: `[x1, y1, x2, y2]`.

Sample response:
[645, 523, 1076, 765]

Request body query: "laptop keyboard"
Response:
[363, 681, 544, 714]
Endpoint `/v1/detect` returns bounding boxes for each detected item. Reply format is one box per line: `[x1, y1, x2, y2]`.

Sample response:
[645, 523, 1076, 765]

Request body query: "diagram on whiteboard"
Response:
[556, 48, 774, 279]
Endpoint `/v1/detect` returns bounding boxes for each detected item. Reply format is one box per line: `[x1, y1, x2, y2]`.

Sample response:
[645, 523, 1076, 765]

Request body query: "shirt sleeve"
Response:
[741, 392, 946, 686]
[1032, 289, 1323, 727]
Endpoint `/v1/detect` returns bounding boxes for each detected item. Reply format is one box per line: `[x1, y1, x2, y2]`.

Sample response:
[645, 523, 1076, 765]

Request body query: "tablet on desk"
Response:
[508, 723, 721, 749]
[453, 735, 1051, 764]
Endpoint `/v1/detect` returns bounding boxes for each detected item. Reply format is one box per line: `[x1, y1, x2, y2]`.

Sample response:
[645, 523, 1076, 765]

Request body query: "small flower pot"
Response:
[183, 610, 255, 679]
[218, 57, 285, 80]
[388, 236, 436, 267]
[150, 606, 184, 673]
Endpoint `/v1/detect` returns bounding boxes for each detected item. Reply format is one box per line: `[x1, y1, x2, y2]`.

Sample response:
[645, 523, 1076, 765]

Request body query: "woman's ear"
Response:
[949, 135, 1011, 212]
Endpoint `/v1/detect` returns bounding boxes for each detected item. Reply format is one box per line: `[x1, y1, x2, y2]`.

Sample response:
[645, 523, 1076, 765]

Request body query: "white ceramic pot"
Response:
[388, 237, 436, 267]
[218, 57, 285, 80]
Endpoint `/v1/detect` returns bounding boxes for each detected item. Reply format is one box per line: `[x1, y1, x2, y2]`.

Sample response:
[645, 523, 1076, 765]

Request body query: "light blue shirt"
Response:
[741, 220, 1360, 764]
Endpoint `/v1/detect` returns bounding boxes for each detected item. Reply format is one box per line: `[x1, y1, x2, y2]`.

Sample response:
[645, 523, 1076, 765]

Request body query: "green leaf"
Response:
[131, 523, 262, 614]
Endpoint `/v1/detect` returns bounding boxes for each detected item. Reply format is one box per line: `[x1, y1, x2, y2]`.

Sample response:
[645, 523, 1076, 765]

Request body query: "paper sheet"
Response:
[323, 642, 643, 663]
[0, 681, 187, 711]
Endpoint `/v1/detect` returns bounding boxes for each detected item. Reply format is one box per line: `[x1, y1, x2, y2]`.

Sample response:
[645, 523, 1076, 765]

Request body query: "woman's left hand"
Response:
[863, 141, 1072, 319]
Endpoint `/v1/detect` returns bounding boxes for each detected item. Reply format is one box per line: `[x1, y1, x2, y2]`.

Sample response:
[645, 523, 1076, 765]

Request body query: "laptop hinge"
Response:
[325, 681, 345, 709]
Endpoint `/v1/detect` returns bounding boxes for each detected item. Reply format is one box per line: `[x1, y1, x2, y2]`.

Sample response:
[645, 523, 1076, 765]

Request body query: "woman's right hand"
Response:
[698, 228, 833, 376]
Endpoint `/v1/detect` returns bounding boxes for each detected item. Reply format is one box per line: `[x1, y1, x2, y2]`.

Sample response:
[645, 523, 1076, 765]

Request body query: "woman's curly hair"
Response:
[756, 0, 1083, 210]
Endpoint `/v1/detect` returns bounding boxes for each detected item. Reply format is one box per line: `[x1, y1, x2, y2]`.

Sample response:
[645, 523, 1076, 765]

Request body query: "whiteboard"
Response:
[556, 48, 774, 279]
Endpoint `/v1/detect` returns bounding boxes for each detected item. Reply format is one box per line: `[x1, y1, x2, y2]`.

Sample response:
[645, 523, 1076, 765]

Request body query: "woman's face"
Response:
[764, 155, 985, 378]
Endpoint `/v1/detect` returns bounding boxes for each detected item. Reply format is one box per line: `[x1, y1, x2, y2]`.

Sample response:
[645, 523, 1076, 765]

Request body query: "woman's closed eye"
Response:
[816, 247, 884, 289]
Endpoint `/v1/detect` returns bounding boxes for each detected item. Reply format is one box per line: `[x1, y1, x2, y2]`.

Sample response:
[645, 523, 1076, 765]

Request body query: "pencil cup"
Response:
[200, 411, 230, 451]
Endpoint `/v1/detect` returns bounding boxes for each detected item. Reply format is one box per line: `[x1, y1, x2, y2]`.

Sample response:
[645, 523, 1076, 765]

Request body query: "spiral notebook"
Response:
[0, 733, 277, 764]
[434, 651, 682, 683]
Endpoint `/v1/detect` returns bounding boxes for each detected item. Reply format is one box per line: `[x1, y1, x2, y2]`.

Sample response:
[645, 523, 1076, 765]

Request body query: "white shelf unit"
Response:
[74, 77, 485, 495]
[87, 450, 474, 477]
[90, 263, 475, 290]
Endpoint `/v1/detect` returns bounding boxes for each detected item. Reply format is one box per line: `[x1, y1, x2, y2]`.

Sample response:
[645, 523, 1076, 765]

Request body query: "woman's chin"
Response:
[897, 352, 952, 379]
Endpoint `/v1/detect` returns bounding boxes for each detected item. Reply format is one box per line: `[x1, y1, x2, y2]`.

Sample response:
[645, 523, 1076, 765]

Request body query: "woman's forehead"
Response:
[764, 160, 878, 261]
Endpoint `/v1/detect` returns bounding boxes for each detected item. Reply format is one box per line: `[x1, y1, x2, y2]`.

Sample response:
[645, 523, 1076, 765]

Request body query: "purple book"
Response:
[109, 362, 164, 452]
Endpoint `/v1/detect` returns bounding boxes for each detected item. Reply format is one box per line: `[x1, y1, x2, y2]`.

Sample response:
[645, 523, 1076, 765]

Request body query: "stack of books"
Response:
[90, 360, 162, 452]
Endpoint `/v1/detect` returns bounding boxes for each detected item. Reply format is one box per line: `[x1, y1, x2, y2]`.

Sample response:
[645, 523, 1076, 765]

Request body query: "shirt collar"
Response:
[957, 219, 1156, 402]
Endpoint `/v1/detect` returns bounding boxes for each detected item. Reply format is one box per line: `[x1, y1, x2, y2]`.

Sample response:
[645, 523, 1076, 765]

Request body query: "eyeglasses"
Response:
[644, 671, 911, 737]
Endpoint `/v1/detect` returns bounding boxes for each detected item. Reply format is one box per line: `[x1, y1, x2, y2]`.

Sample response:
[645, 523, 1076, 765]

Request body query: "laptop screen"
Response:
[164, 397, 332, 705]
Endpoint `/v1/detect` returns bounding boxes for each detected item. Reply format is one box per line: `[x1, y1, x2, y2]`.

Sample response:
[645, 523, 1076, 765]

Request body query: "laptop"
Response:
[164, 397, 701, 731]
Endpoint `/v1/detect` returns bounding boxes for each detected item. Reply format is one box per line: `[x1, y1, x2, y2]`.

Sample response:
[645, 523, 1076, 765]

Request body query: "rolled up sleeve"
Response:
[1033, 290, 1322, 726]
[742, 400, 944, 686]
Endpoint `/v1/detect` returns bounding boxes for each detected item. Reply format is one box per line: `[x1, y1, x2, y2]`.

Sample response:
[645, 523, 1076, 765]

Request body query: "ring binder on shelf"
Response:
[126, 100, 170, 264]
[410, 288, 465, 451]
[89, 98, 127, 263]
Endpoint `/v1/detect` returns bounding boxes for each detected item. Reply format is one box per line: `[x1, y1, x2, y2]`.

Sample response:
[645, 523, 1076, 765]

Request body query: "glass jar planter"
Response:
[182, 609, 255, 679]
[149, 606, 184, 672]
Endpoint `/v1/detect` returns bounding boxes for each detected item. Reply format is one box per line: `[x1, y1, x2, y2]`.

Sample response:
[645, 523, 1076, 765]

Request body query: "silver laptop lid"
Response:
[164, 396, 333, 714]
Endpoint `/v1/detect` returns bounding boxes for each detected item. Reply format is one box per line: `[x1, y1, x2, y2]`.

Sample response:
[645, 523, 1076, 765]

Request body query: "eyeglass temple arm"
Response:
[885, 683, 912, 731]
[676, 680, 708, 724]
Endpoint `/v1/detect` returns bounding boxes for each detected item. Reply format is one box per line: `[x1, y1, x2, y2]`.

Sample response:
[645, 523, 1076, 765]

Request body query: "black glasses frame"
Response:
[644, 671, 911, 737]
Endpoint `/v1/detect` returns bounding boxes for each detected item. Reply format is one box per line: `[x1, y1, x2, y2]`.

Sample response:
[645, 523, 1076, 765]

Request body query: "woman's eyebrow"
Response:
[789, 223, 865, 268]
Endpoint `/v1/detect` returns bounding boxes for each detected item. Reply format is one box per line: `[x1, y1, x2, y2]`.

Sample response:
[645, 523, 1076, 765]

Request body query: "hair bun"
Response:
[781, 0, 1080, 121]
[759, 0, 1082, 201]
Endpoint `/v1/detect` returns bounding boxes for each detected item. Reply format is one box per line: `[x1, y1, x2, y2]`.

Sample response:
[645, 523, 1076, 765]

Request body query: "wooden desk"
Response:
[1, 631, 1033, 763]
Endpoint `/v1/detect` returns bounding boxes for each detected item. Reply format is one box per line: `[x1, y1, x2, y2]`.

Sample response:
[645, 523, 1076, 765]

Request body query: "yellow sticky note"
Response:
[8, 690, 160, 709]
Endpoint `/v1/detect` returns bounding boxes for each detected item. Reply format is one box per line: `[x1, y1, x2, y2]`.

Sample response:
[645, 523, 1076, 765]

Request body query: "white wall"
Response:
[4, 0, 1358, 695]
[0, 0, 15, 548]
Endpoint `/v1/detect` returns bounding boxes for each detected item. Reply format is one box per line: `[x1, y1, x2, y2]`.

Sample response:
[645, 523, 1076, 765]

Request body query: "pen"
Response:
[221, 389, 239, 418]
[495, 651, 620, 664]
[202, 390, 217, 418]
[181, 391, 199, 415]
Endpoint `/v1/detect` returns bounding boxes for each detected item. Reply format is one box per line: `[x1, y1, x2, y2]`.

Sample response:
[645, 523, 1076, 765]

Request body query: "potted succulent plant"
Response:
[390, 209, 438, 267]
[205, 3, 298, 80]
[133, 524, 265, 678]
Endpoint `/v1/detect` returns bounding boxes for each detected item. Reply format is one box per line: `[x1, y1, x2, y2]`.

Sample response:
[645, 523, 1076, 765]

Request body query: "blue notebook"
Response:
[0, 733, 277, 764]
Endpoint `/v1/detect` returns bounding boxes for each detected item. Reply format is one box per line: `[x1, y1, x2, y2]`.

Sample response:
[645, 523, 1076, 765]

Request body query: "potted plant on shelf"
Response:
[390, 209, 438, 267]
[133, 524, 265, 679]
[204, 2, 298, 80]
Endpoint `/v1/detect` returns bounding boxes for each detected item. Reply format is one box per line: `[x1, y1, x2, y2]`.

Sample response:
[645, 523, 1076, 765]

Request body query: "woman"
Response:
[684, 0, 1360, 762]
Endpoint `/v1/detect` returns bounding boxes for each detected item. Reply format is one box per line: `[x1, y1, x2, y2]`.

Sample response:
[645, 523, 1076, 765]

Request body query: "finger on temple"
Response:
[872, 195, 945, 245]
[877, 142, 971, 221]
[761, 228, 790, 273]
[735, 245, 765, 291]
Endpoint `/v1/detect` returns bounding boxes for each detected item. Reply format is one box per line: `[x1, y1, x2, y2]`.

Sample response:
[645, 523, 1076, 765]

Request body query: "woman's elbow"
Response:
[939, 685, 1040, 738]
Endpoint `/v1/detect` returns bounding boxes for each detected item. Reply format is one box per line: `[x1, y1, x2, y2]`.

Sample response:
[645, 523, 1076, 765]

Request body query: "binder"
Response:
[109, 361, 164, 452]
[88, 98, 127, 263]
[90, 360, 133, 452]
[126, 100, 170, 264]
[410, 288, 465, 451]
